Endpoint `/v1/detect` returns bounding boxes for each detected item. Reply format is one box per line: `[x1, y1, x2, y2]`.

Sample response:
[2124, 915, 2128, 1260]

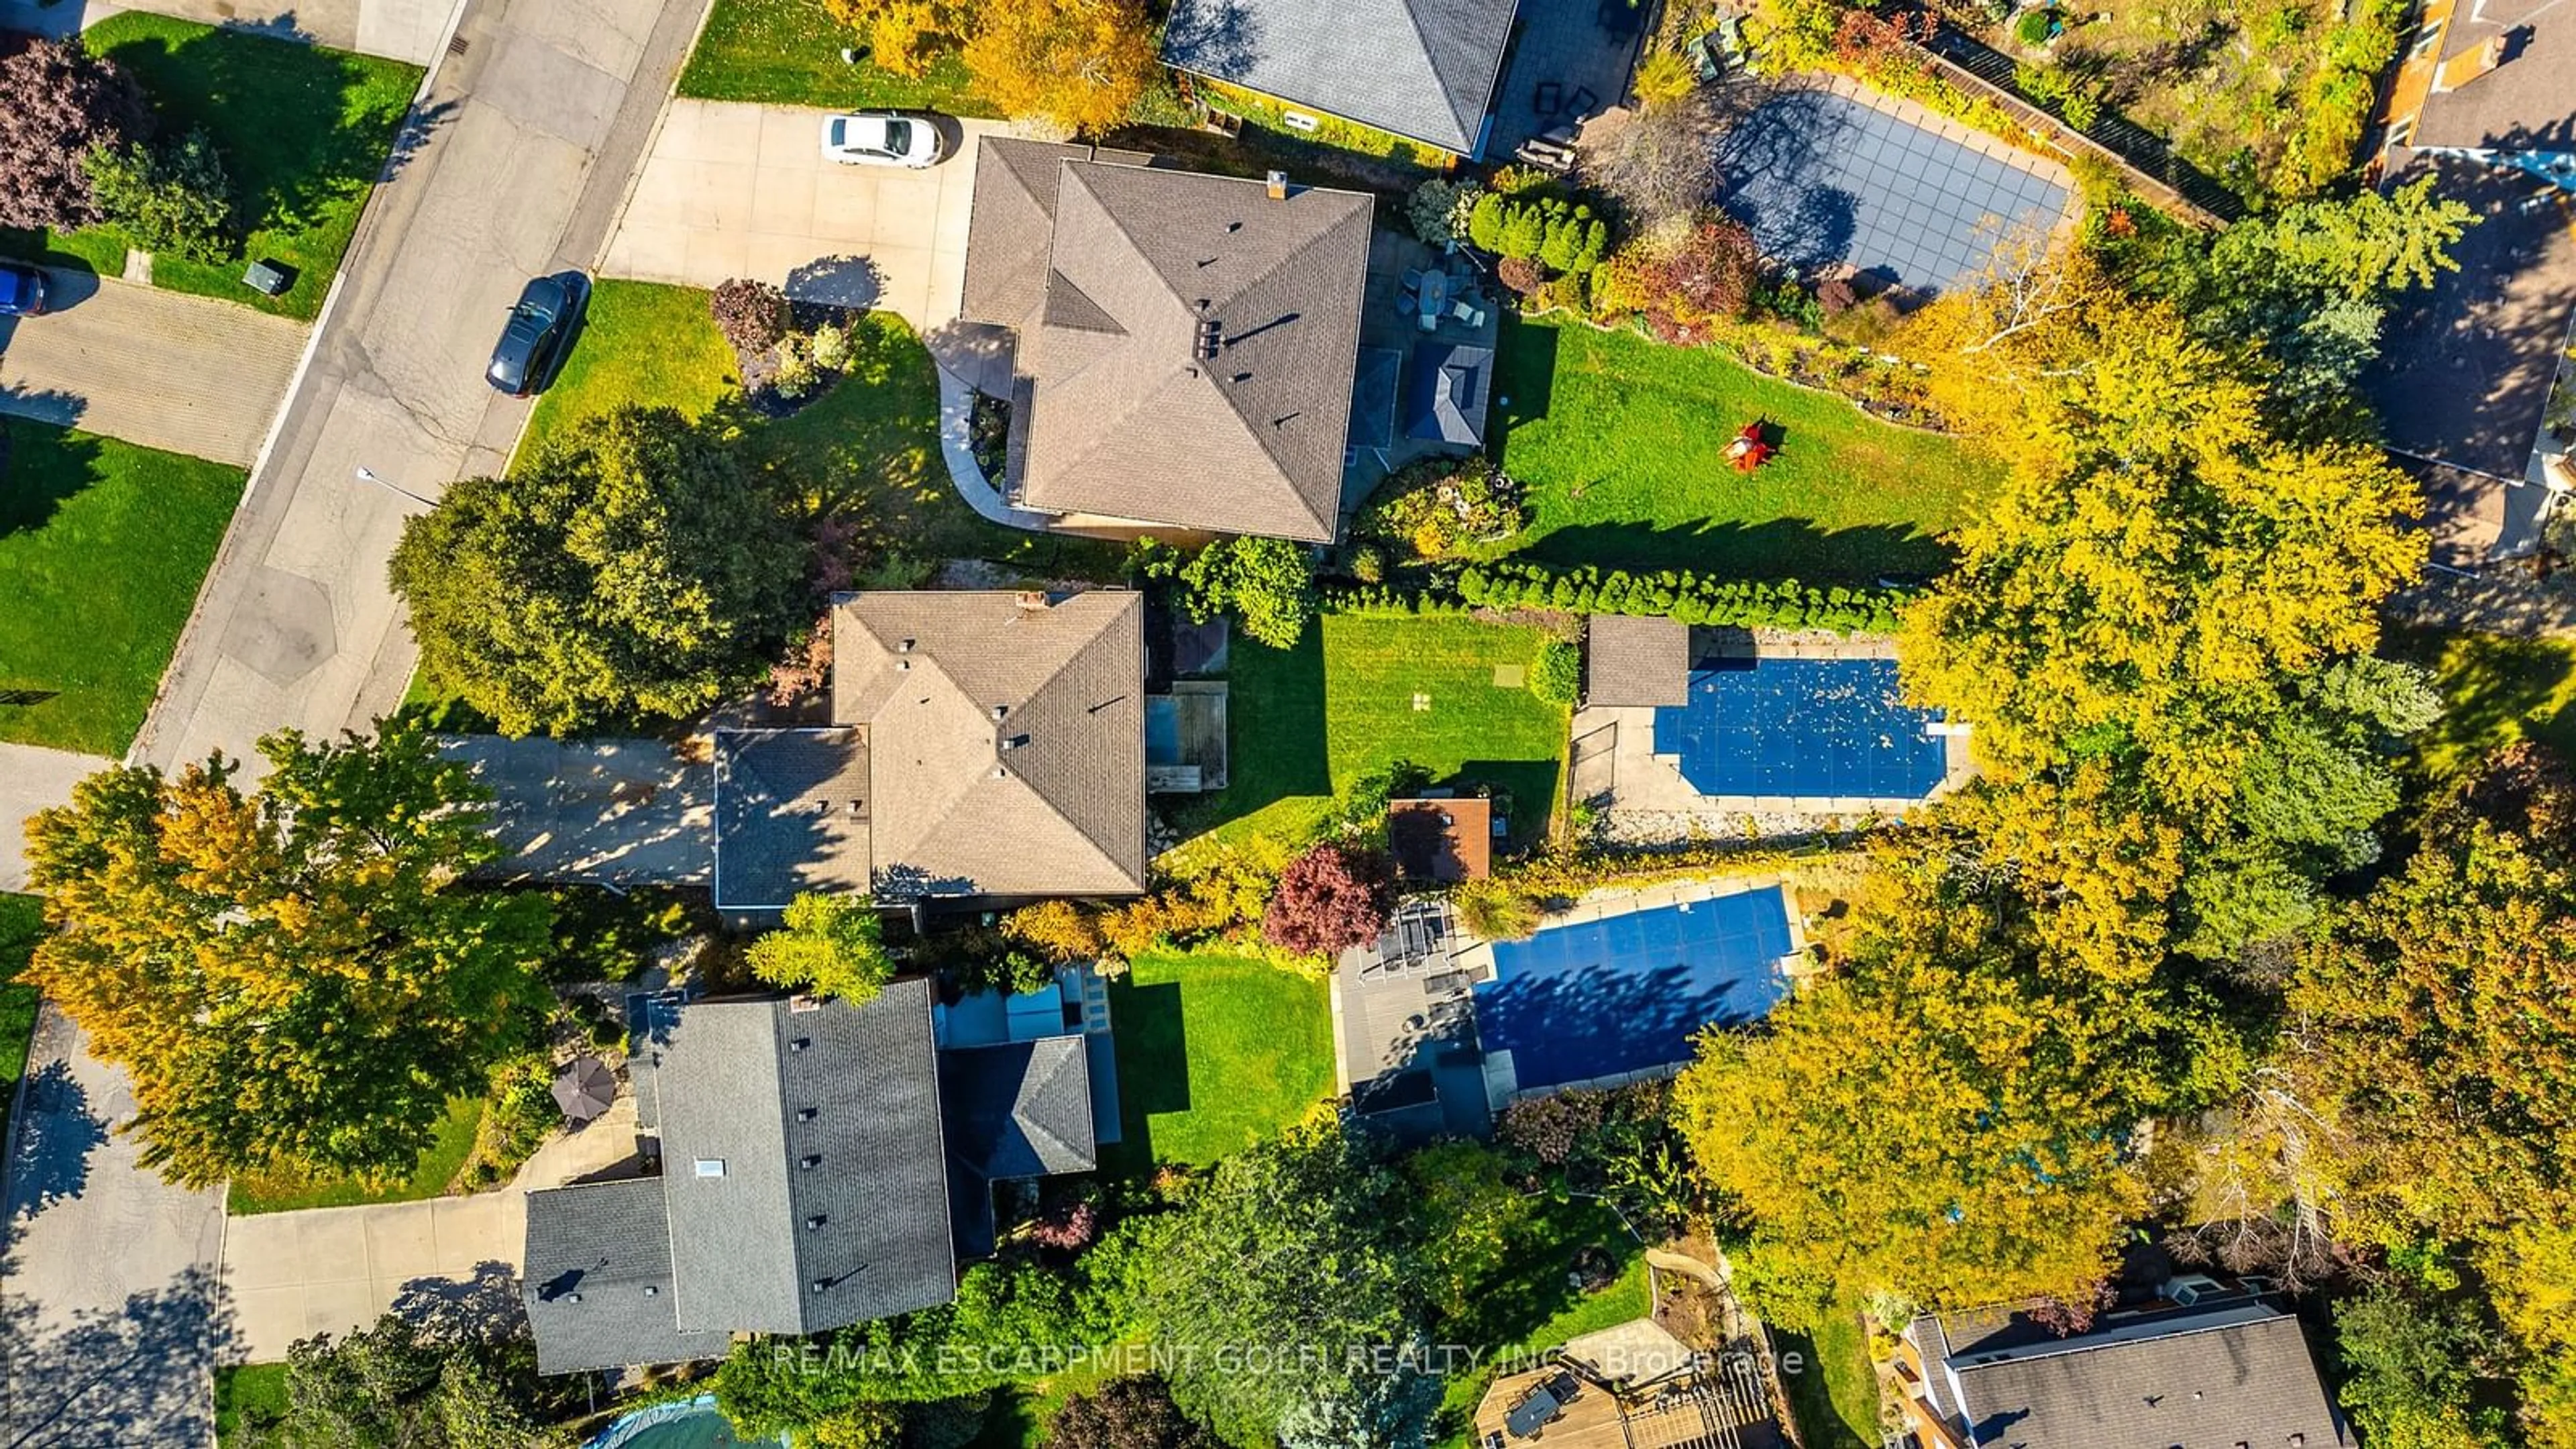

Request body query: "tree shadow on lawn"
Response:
[1098, 979, 1188, 1178]
[0, 417, 106, 543]
[93, 20, 413, 242]
[1450, 757, 1562, 851]
[1523, 516, 1953, 588]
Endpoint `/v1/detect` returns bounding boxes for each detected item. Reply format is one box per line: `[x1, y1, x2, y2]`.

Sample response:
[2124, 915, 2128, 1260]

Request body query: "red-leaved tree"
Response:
[0, 39, 150, 230]
[1261, 843, 1396, 957]
[1044, 1375, 1220, 1449]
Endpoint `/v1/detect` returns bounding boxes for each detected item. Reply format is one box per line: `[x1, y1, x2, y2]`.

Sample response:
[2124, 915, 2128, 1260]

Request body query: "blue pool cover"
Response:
[1652, 656, 1947, 800]
[1475, 887, 1794, 1090]
[1716, 89, 2069, 293]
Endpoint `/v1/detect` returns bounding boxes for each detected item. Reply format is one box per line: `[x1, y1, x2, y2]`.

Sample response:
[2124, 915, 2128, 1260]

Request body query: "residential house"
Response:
[523, 978, 1109, 1376]
[1159, 0, 1522, 161]
[2365, 0, 2576, 567]
[712, 589, 1148, 910]
[958, 140, 1373, 542]
[1893, 1285, 2351, 1448]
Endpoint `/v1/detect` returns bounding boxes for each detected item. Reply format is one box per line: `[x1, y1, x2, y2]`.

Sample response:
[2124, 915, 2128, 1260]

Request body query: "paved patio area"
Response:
[602, 101, 1008, 329]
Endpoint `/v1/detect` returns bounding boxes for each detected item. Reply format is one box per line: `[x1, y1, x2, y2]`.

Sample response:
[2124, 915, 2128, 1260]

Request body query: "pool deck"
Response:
[1572, 634, 1974, 818]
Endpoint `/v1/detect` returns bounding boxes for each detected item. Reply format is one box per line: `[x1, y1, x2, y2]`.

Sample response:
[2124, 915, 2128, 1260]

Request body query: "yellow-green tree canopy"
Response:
[747, 892, 894, 1004]
[22, 720, 551, 1187]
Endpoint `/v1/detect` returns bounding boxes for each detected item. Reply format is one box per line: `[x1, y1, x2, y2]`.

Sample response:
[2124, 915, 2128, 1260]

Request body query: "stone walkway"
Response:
[0, 272, 307, 468]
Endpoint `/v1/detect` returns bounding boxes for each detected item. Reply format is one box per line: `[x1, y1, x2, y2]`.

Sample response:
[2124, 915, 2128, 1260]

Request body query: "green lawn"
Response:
[1177, 614, 1571, 849]
[1489, 314, 1996, 584]
[2392, 630, 2576, 785]
[519, 279, 1116, 575]
[678, 0, 996, 113]
[1774, 1298, 1882, 1449]
[1104, 949, 1334, 1170]
[0, 418, 247, 755]
[1432, 1236, 1652, 1448]
[0, 15, 421, 320]
[225, 1094, 484, 1214]
[0, 896, 48, 1150]
[215, 1363, 289, 1444]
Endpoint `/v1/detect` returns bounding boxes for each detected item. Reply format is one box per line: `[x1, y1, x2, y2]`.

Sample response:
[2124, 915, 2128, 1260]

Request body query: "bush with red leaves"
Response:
[1260, 843, 1396, 956]
[1043, 1375, 1218, 1449]
[710, 277, 789, 357]
[1495, 256, 1547, 297]
[0, 39, 149, 230]
[1026, 1198, 1097, 1252]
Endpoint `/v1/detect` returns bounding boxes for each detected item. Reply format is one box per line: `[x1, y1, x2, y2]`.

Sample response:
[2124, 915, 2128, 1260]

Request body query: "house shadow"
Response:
[5, 1058, 110, 1223]
[1165, 629, 1328, 839]
[0, 1261, 241, 1442]
[1447, 758, 1566, 849]
[1099, 978, 1189, 1175]
[1488, 311, 1558, 446]
[0, 395, 99, 537]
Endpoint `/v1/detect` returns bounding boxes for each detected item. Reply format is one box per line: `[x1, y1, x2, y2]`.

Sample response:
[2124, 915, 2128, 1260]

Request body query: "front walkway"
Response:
[0, 743, 108, 894]
[602, 102, 1010, 331]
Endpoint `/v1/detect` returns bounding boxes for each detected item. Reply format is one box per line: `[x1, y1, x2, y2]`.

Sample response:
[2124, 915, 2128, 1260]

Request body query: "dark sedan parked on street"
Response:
[486, 274, 579, 396]
[0, 262, 50, 317]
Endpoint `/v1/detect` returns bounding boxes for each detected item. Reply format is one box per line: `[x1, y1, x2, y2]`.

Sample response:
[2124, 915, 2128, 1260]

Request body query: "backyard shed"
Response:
[1584, 615, 1688, 707]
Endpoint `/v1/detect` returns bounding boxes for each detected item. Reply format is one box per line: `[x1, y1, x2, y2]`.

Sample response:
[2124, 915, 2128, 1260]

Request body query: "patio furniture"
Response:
[551, 1057, 618, 1124]
[1417, 268, 1450, 326]
[1402, 266, 1426, 293]
[1534, 80, 1562, 116]
[1566, 85, 1601, 118]
[1514, 137, 1577, 174]
[1597, 0, 1642, 37]
[1506, 1379, 1570, 1438]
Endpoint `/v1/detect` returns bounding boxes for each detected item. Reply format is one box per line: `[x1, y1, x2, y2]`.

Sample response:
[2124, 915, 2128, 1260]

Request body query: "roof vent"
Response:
[896, 658, 910, 672]
[991, 765, 1010, 780]
[807, 1214, 828, 1230]
[1226, 219, 1242, 233]
[1193, 317, 1222, 360]
[810, 1279, 831, 1294]
[694, 1159, 726, 1178]
[790, 1036, 810, 1053]
[800, 1154, 822, 1169]
[991, 704, 1008, 720]
[643, 1285, 658, 1297]
[898, 638, 914, 653]
[1265, 168, 1289, 199]
[1000, 733, 1029, 751]
[566, 1292, 582, 1305]
[796, 1106, 819, 1122]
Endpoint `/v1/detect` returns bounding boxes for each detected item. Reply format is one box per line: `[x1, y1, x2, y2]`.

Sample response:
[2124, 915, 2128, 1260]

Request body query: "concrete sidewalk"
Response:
[0, 0, 458, 64]
[602, 101, 1003, 329]
[0, 743, 107, 894]
[0, 272, 307, 468]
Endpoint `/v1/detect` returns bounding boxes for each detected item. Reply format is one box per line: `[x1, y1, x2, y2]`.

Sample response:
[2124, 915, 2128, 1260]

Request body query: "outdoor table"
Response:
[1505, 1385, 1563, 1438]
[1417, 269, 1450, 328]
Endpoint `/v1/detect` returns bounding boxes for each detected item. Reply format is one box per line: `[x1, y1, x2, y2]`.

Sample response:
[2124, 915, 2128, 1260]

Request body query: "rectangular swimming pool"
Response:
[1474, 885, 1795, 1091]
[1652, 655, 1948, 801]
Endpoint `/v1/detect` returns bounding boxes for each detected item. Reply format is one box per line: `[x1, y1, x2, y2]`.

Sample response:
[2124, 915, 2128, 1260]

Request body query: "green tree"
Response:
[1099, 1122, 1435, 1448]
[390, 405, 805, 737]
[1177, 536, 1317, 650]
[22, 720, 551, 1187]
[746, 892, 894, 1004]
[80, 126, 233, 262]
[1674, 847, 2158, 1320]
[250, 1311, 568, 1448]
[2334, 1285, 2512, 1449]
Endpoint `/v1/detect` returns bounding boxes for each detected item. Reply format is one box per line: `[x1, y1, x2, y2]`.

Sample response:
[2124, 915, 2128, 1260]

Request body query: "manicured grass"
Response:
[1432, 1237, 1652, 1448]
[1775, 1298, 1881, 1449]
[0, 896, 47, 1151]
[0, 418, 247, 755]
[518, 279, 1116, 575]
[0, 15, 422, 320]
[2392, 630, 2576, 785]
[1177, 614, 1570, 849]
[1105, 949, 1334, 1170]
[215, 1363, 289, 1444]
[679, 0, 996, 114]
[225, 1094, 484, 1214]
[1490, 313, 1996, 584]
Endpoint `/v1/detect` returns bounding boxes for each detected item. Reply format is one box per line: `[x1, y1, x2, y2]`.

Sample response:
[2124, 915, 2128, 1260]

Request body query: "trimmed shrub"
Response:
[1456, 560, 1911, 633]
[82, 128, 233, 262]
[711, 276, 789, 355]
[1531, 639, 1581, 705]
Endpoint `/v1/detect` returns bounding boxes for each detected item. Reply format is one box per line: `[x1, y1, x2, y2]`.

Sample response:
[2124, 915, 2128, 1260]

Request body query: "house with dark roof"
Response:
[523, 978, 1109, 1377]
[959, 140, 1374, 543]
[2365, 0, 2576, 568]
[1892, 1287, 2351, 1448]
[1161, 0, 1521, 160]
[714, 590, 1147, 910]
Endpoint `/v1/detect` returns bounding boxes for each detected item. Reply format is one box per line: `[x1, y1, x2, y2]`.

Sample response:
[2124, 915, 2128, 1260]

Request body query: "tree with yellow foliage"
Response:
[961, 0, 1154, 136]
[20, 720, 551, 1187]
[820, 0, 967, 79]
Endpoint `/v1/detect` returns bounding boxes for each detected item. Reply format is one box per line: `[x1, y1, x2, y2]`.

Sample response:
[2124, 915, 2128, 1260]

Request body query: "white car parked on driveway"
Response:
[819, 110, 945, 168]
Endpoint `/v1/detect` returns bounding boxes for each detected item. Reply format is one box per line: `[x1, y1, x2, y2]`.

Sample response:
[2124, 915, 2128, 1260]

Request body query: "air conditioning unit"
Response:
[1282, 110, 1321, 133]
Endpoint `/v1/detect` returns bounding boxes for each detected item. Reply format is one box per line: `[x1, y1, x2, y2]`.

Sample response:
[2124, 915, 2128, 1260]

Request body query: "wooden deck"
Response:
[1471, 1354, 1782, 1449]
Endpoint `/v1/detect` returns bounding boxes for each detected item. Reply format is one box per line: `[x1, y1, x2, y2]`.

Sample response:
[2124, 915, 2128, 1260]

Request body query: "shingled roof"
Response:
[1909, 1299, 2351, 1448]
[1161, 0, 1520, 156]
[522, 1178, 729, 1376]
[828, 590, 1147, 899]
[961, 141, 1373, 541]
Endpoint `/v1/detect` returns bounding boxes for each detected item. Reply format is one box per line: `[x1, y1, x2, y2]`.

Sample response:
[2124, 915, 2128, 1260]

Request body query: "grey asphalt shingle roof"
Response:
[1913, 1301, 2351, 1448]
[521, 1177, 728, 1376]
[961, 141, 1373, 541]
[1585, 614, 1689, 707]
[657, 985, 957, 1336]
[1161, 0, 1520, 156]
[939, 1038, 1097, 1182]
[828, 590, 1148, 898]
[712, 727, 873, 911]
[1402, 341, 1492, 445]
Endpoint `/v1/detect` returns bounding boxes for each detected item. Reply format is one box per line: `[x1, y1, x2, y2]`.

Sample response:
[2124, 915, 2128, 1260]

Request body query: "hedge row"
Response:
[1456, 562, 1911, 632]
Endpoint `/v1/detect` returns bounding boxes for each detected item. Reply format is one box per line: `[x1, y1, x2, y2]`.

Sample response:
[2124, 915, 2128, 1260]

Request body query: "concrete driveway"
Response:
[220, 1194, 525, 1363]
[602, 101, 1004, 329]
[440, 735, 712, 886]
[2, 1008, 229, 1443]
[0, 272, 307, 467]
[0, 743, 107, 894]
[0, 0, 456, 62]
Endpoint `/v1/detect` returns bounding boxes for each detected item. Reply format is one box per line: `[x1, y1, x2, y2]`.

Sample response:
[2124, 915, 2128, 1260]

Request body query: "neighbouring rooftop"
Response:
[1159, 0, 1521, 156]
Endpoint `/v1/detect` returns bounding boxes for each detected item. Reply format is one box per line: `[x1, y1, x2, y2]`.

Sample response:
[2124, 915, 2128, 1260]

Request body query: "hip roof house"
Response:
[1161, 0, 1521, 160]
[713, 589, 1148, 910]
[959, 140, 1373, 543]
